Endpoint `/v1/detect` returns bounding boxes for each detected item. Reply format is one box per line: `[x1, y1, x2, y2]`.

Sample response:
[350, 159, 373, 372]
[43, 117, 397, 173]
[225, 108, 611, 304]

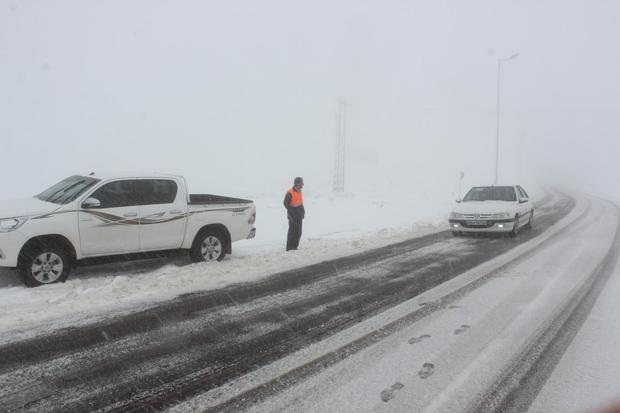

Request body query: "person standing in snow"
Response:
[284, 177, 305, 251]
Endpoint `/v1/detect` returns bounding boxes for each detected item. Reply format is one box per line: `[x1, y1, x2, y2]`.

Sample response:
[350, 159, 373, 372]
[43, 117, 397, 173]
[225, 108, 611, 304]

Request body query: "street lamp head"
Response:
[499, 53, 520, 63]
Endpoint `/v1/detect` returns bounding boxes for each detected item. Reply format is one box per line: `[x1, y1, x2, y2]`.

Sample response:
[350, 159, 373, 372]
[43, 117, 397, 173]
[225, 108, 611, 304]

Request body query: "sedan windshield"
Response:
[463, 186, 517, 202]
[35, 175, 100, 205]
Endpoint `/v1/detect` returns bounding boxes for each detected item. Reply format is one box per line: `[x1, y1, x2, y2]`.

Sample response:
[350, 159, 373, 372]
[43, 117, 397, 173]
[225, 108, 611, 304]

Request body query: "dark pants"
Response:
[286, 219, 303, 251]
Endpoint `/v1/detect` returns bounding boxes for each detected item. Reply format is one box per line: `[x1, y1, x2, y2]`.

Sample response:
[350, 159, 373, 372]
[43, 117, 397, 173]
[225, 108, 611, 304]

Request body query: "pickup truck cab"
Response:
[449, 185, 533, 237]
[0, 173, 256, 287]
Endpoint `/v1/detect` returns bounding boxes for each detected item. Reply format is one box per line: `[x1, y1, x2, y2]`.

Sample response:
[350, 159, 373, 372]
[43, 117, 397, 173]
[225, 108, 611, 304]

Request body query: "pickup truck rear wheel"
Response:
[190, 230, 227, 263]
[18, 247, 71, 287]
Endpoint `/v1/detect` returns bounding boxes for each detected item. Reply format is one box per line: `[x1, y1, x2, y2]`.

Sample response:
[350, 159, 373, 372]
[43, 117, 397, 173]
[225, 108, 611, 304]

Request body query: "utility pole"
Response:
[333, 99, 349, 193]
[495, 53, 519, 185]
[458, 171, 465, 199]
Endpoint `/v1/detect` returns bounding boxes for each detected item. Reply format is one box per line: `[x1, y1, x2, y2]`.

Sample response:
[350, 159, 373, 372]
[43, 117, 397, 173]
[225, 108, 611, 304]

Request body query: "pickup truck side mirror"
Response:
[82, 197, 101, 209]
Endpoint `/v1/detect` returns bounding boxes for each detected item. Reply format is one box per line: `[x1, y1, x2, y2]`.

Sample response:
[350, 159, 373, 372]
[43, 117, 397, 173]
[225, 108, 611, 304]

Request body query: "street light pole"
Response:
[333, 99, 349, 193]
[494, 52, 519, 185]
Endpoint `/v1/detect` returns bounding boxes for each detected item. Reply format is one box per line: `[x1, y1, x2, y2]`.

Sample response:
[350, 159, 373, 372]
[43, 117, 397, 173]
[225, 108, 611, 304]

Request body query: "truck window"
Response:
[137, 179, 178, 205]
[87, 180, 140, 208]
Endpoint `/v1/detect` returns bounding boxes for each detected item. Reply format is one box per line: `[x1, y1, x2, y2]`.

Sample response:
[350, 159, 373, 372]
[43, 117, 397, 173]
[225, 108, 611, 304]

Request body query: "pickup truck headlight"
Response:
[450, 212, 465, 219]
[0, 217, 28, 233]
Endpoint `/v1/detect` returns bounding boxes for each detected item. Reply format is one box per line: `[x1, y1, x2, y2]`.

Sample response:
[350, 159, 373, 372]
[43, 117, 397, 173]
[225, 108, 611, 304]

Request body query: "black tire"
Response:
[190, 229, 227, 263]
[525, 210, 534, 229]
[509, 215, 519, 238]
[18, 246, 71, 287]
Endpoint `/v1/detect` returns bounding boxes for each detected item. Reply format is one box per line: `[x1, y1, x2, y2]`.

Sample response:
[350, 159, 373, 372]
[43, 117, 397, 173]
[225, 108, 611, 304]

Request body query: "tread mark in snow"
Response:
[454, 324, 471, 335]
[408, 334, 431, 344]
[380, 382, 404, 402]
[418, 363, 435, 379]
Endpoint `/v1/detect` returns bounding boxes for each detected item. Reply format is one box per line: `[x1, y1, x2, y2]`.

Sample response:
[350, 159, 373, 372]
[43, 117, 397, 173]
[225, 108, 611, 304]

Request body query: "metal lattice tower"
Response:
[333, 99, 348, 193]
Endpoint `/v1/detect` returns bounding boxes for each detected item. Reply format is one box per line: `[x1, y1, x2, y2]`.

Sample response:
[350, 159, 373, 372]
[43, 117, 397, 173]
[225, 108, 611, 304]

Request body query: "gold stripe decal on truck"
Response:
[31, 206, 250, 226]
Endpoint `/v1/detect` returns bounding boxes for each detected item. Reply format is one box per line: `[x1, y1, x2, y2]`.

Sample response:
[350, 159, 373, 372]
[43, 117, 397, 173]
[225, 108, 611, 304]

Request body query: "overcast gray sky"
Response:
[1, 0, 618, 198]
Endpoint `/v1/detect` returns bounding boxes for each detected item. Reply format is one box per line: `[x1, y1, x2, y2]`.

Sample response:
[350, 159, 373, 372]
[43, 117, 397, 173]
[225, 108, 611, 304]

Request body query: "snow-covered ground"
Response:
[0, 186, 483, 344]
[8, 186, 620, 413]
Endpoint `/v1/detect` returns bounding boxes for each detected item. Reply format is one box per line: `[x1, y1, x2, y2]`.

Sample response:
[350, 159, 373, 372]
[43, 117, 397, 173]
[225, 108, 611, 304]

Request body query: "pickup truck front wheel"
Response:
[190, 230, 227, 263]
[18, 248, 71, 287]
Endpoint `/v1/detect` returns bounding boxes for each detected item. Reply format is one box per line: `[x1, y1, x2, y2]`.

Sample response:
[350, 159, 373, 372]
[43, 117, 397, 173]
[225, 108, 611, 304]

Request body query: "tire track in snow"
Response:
[471, 202, 620, 413]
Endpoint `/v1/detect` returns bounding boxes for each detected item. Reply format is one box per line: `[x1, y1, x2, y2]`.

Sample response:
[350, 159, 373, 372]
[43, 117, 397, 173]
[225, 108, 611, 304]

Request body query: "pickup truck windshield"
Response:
[463, 186, 517, 202]
[36, 175, 100, 205]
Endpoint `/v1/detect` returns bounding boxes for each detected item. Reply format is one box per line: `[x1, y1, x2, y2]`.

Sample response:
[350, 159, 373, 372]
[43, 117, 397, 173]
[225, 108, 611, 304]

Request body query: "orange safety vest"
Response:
[287, 188, 303, 207]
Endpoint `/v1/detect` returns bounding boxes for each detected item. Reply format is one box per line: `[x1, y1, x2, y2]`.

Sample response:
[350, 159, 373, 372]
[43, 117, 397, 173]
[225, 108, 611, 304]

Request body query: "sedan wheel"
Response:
[526, 210, 534, 229]
[509, 215, 519, 238]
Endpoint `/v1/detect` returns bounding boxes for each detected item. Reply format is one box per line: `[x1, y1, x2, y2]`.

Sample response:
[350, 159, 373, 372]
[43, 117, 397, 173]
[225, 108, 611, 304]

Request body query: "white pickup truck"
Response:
[0, 173, 256, 287]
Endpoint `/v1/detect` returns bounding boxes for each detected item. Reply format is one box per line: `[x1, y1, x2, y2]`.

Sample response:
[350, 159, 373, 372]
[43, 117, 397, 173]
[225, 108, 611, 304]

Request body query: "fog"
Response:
[1, 0, 618, 200]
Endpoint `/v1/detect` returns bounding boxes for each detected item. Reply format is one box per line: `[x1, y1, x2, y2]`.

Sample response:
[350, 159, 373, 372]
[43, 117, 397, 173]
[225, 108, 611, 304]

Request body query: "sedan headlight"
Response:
[491, 212, 511, 219]
[0, 217, 28, 233]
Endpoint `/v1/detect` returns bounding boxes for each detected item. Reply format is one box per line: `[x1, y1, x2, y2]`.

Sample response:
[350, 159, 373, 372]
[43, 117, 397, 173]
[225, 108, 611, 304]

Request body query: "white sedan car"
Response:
[449, 185, 534, 237]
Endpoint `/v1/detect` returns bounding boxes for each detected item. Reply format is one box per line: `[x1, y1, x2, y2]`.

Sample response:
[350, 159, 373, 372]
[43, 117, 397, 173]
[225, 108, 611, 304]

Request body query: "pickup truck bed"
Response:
[189, 194, 253, 205]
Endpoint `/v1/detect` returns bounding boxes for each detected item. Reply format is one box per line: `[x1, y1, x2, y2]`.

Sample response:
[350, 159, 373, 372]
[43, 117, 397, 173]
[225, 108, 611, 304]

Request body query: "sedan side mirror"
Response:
[82, 197, 101, 208]
[519, 198, 529, 204]
[455, 198, 462, 203]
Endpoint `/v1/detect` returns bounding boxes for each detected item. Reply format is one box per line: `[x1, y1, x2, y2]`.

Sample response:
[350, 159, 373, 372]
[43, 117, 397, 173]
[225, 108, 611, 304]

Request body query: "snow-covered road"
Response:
[212, 194, 618, 413]
[0, 190, 589, 412]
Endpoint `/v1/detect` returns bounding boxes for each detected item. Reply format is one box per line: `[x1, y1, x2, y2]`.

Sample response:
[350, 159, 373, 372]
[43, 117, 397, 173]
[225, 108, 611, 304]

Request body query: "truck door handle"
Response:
[170, 209, 183, 215]
[123, 212, 138, 218]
